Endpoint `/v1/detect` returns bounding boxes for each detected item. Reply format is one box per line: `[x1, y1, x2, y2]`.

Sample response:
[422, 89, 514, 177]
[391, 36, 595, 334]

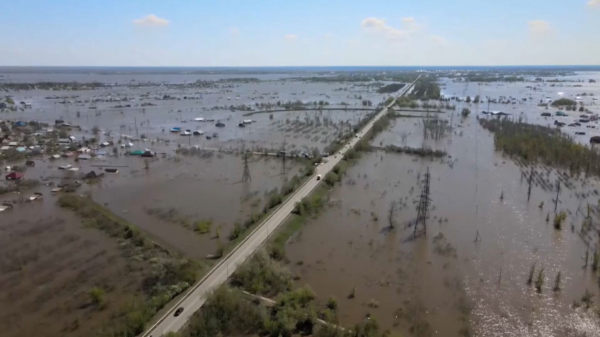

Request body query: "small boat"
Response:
[193, 130, 204, 136]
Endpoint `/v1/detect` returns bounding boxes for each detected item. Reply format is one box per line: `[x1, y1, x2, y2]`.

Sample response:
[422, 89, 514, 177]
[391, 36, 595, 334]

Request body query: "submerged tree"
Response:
[553, 271, 561, 292]
[553, 212, 566, 230]
[387, 200, 399, 229]
[527, 263, 536, 285]
[535, 268, 545, 293]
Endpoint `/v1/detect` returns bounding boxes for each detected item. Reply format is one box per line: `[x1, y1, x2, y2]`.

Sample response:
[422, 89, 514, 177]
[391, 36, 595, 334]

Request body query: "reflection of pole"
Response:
[415, 167, 431, 238]
[242, 143, 251, 182]
[281, 140, 287, 175]
[554, 180, 561, 212]
[527, 168, 533, 201]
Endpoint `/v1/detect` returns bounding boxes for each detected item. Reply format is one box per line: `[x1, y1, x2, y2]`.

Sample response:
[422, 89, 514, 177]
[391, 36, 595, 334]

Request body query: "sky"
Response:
[1, 0, 600, 67]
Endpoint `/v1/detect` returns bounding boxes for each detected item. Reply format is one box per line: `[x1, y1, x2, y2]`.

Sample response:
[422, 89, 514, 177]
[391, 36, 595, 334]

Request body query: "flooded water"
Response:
[3, 68, 600, 336]
[92, 154, 302, 258]
[0, 204, 140, 337]
[285, 77, 600, 336]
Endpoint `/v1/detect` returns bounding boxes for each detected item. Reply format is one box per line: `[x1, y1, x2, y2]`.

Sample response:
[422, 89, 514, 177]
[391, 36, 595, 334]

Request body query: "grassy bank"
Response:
[479, 118, 600, 176]
[58, 194, 202, 336]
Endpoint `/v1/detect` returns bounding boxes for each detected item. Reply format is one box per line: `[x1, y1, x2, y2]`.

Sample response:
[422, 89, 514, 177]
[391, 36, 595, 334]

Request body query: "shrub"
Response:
[194, 220, 212, 234]
[231, 250, 292, 296]
[551, 98, 577, 107]
[89, 287, 106, 307]
[553, 212, 566, 230]
[228, 222, 244, 241]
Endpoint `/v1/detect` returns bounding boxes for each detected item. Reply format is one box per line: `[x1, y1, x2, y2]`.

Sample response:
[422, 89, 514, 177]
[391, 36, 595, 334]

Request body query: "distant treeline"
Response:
[462, 75, 525, 82]
[0, 82, 106, 90]
[480, 118, 600, 176]
[376, 83, 406, 94]
[293, 73, 418, 83]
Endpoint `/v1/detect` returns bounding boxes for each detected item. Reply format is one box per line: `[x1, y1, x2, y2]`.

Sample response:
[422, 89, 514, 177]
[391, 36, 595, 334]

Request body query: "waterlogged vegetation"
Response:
[479, 118, 600, 177]
[181, 250, 395, 337]
[3, 67, 600, 337]
[409, 78, 441, 100]
[57, 194, 201, 336]
[377, 83, 406, 94]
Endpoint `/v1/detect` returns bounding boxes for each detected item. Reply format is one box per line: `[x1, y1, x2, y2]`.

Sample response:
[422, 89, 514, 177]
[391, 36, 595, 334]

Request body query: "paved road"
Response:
[142, 78, 418, 337]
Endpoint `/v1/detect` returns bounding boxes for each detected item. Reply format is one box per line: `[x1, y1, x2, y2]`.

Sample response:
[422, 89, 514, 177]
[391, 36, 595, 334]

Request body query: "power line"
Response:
[415, 166, 431, 238]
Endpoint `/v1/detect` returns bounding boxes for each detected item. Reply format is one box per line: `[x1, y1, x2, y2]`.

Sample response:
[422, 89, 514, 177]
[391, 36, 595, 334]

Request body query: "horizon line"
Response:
[1, 65, 600, 68]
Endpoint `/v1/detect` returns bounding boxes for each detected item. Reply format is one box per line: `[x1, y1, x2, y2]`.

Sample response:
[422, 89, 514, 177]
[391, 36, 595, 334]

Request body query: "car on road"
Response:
[174, 307, 184, 317]
[316, 174, 322, 181]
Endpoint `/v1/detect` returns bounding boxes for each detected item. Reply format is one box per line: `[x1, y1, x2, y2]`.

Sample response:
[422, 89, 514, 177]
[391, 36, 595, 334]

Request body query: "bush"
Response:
[267, 193, 283, 209]
[551, 98, 577, 107]
[461, 108, 471, 117]
[231, 250, 292, 296]
[194, 220, 212, 234]
[553, 212, 566, 230]
[184, 286, 266, 337]
[324, 172, 340, 186]
[228, 222, 244, 241]
[326, 297, 338, 311]
[89, 287, 106, 307]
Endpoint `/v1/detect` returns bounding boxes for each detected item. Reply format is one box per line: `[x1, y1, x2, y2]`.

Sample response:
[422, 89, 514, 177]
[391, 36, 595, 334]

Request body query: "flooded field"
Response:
[0, 204, 142, 337]
[2, 71, 384, 153]
[439, 73, 600, 143]
[284, 77, 600, 336]
[3, 68, 600, 336]
[92, 153, 303, 258]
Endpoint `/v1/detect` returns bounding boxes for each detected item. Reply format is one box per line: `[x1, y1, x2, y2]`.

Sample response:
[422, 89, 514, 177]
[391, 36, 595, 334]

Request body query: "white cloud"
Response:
[430, 35, 449, 47]
[230, 27, 240, 36]
[133, 14, 169, 27]
[528, 20, 551, 37]
[401, 17, 421, 33]
[361, 17, 425, 42]
[587, 0, 600, 8]
[284, 34, 298, 41]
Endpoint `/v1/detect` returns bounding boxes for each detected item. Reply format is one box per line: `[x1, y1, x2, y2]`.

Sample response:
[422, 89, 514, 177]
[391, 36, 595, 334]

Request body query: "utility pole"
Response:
[134, 116, 139, 139]
[414, 167, 431, 238]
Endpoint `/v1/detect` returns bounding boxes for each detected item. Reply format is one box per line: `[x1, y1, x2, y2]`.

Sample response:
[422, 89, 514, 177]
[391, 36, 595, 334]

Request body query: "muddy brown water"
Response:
[0, 202, 141, 337]
[285, 111, 600, 336]
[91, 153, 302, 259]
